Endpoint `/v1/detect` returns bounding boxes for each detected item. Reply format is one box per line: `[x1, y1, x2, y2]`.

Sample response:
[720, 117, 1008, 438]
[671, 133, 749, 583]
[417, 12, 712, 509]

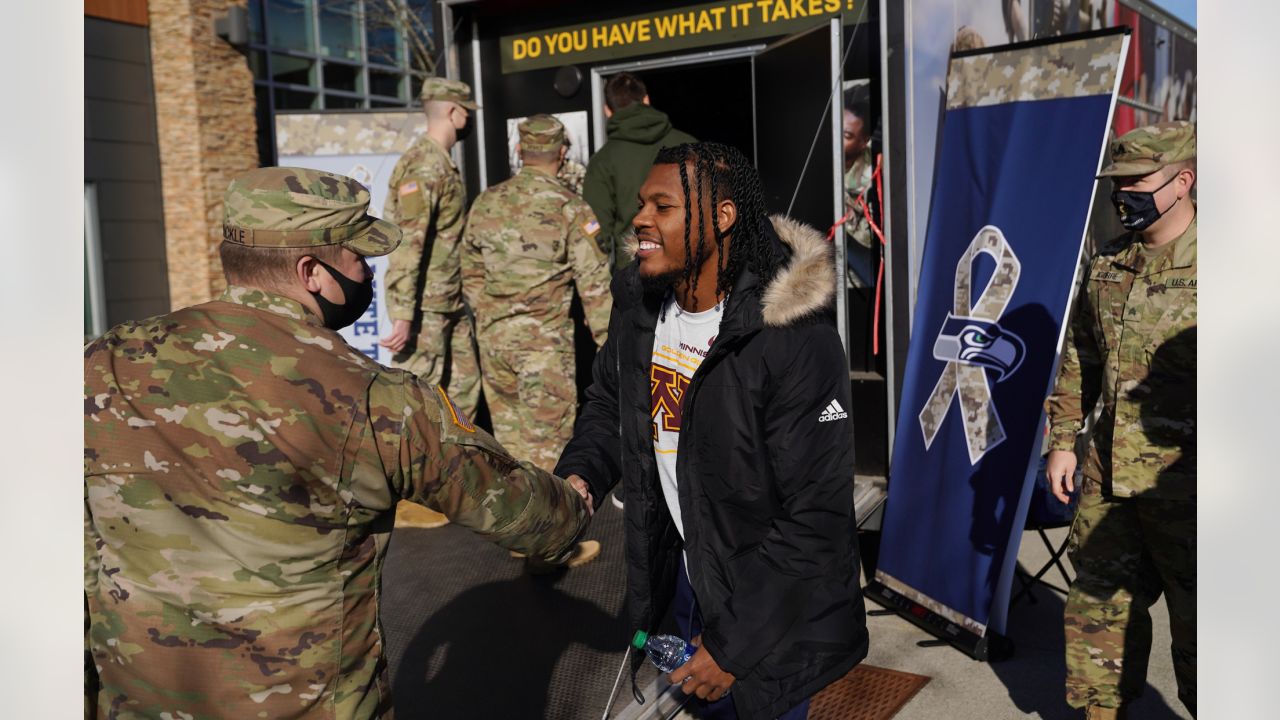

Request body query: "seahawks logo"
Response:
[931, 314, 1025, 382]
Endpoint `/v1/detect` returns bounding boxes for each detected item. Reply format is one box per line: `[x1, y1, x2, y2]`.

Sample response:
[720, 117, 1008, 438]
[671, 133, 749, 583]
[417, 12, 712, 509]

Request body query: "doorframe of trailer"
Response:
[588, 31, 854, 358]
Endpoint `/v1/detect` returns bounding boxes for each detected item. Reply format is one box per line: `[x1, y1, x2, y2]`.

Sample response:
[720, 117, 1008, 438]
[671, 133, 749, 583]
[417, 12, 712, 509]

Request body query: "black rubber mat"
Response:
[381, 500, 640, 719]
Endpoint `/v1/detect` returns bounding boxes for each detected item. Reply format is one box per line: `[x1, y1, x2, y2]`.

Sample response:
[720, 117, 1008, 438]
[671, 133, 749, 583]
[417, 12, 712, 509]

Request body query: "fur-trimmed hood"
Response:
[759, 214, 835, 327]
[619, 214, 834, 328]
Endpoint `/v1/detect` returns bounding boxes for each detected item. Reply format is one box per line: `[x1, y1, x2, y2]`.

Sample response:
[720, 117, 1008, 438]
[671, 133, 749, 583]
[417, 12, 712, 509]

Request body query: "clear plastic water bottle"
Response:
[631, 630, 697, 673]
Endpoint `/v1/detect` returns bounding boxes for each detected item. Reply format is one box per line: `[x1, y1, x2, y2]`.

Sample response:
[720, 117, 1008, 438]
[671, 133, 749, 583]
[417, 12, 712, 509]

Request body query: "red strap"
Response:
[827, 154, 887, 355]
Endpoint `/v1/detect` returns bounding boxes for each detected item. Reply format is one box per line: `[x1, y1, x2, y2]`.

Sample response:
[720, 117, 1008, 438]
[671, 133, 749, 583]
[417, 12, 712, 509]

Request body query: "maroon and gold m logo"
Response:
[650, 363, 690, 436]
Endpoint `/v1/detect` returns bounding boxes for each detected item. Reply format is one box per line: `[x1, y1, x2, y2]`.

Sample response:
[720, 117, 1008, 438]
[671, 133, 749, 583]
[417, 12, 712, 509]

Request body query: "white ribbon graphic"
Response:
[918, 225, 1022, 465]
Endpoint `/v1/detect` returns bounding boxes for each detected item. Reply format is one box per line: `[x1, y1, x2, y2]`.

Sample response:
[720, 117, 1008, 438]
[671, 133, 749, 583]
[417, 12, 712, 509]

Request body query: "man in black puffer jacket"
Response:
[556, 142, 868, 720]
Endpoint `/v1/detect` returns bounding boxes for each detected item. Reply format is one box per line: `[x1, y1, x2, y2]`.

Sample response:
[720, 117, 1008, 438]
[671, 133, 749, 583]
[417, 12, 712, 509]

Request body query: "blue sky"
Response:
[1152, 0, 1196, 28]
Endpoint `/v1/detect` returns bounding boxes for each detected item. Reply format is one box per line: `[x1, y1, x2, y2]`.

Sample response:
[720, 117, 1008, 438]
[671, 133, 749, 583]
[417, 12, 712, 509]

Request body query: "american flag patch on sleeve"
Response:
[399, 180, 419, 196]
[435, 386, 476, 433]
[583, 219, 601, 236]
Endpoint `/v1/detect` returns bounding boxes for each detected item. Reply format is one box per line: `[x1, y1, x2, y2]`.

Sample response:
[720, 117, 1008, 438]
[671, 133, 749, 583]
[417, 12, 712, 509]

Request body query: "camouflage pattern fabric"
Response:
[84, 286, 586, 719]
[1047, 217, 1196, 500]
[1064, 477, 1196, 713]
[517, 114, 565, 152]
[481, 349, 579, 469]
[462, 166, 612, 464]
[419, 76, 477, 109]
[1096, 121, 1196, 178]
[843, 150, 876, 288]
[383, 135, 480, 416]
[274, 113, 425, 157]
[1049, 209, 1196, 715]
[223, 167, 401, 256]
[558, 158, 587, 196]
[389, 308, 481, 420]
[843, 150, 874, 251]
[946, 33, 1124, 110]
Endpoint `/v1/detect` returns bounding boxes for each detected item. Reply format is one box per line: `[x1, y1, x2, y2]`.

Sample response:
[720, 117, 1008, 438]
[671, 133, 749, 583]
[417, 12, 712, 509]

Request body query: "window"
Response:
[246, 0, 437, 164]
[319, 1, 361, 61]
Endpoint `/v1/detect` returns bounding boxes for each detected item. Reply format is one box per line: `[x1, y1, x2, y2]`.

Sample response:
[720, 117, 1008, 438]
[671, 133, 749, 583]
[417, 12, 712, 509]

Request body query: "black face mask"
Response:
[454, 118, 473, 143]
[1111, 172, 1180, 231]
[309, 257, 373, 330]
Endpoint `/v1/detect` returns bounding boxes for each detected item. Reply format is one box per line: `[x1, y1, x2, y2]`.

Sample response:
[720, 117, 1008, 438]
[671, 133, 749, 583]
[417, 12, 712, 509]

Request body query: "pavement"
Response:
[865, 523, 1191, 720]
[380, 499, 1190, 719]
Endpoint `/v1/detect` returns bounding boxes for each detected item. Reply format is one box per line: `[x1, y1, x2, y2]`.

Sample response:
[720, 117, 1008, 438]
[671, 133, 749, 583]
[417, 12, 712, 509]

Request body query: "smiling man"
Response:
[556, 142, 868, 719]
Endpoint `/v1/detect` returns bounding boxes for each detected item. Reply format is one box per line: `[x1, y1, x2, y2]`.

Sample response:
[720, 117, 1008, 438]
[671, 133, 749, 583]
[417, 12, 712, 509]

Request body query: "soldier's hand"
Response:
[379, 320, 412, 353]
[1046, 450, 1077, 504]
[566, 474, 594, 517]
[669, 635, 735, 702]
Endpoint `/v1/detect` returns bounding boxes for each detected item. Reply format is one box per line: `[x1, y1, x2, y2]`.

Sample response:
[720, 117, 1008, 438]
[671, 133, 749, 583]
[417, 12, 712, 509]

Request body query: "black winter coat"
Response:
[556, 216, 869, 719]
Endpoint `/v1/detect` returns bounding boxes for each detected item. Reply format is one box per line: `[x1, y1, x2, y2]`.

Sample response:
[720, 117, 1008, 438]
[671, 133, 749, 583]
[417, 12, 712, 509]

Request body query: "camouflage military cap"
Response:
[222, 167, 401, 257]
[519, 114, 566, 152]
[420, 76, 478, 109]
[1097, 121, 1196, 178]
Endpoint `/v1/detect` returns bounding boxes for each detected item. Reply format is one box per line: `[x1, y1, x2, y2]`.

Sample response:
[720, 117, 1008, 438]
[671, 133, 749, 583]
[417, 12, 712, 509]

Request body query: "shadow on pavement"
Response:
[393, 571, 622, 717]
[381, 504, 632, 719]
[989, 562, 1186, 719]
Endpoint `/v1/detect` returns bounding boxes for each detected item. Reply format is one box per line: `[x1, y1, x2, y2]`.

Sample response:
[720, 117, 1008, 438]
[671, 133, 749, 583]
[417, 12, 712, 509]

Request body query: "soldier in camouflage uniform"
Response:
[380, 78, 481, 416]
[841, 97, 876, 288]
[381, 78, 483, 530]
[463, 114, 612, 469]
[84, 167, 590, 719]
[462, 115, 613, 569]
[1045, 122, 1197, 720]
[557, 135, 588, 196]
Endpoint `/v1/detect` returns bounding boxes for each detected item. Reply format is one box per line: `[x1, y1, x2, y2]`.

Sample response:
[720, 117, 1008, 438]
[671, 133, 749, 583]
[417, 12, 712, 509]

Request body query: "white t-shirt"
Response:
[650, 294, 725, 541]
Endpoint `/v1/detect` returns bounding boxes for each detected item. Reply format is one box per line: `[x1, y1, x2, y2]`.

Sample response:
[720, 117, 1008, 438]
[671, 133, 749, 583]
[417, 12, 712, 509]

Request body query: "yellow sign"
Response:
[500, 0, 862, 73]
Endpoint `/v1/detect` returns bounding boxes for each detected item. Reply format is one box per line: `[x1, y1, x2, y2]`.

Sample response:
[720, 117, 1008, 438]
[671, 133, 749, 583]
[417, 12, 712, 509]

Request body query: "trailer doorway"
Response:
[631, 58, 756, 161]
[590, 46, 764, 157]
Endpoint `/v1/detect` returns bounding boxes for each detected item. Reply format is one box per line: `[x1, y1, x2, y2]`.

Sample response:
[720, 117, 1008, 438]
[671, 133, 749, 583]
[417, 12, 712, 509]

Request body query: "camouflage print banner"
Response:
[918, 225, 1025, 465]
[274, 111, 426, 157]
[947, 33, 1125, 110]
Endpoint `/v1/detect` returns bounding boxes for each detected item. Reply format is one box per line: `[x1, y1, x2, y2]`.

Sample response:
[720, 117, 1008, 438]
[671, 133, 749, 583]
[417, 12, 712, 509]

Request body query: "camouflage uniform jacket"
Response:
[383, 135, 466, 320]
[461, 166, 613, 350]
[84, 286, 586, 719]
[557, 158, 587, 196]
[1047, 215, 1197, 500]
[843, 149, 875, 251]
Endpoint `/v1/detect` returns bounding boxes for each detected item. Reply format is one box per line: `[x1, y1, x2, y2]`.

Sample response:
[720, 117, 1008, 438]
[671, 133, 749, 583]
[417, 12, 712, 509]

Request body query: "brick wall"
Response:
[149, 0, 258, 308]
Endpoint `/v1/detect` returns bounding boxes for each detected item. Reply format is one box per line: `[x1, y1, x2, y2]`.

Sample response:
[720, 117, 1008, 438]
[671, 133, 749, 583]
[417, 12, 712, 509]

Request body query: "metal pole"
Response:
[600, 646, 631, 720]
[829, 17, 848, 358]
[470, 14, 487, 189]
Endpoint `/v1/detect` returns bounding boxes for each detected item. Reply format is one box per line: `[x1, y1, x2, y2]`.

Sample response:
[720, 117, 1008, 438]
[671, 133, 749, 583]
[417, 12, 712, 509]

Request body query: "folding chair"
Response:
[1010, 458, 1078, 607]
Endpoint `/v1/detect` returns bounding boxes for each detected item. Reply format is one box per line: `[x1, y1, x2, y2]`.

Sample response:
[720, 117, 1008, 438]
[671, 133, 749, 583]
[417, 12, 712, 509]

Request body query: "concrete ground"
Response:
[867, 524, 1191, 720]
[381, 503, 1190, 719]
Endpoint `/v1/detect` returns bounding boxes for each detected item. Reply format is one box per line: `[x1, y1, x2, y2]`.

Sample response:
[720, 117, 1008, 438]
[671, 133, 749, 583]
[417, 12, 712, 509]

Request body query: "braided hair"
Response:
[652, 142, 786, 298]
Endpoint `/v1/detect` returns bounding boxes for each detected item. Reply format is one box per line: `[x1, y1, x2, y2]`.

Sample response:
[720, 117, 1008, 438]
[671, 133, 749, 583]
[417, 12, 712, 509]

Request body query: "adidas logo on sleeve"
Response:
[818, 399, 849, 423]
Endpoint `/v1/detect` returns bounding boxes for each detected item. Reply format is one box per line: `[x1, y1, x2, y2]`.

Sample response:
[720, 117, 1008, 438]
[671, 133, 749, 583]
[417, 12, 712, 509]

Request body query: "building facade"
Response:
[84, 0, 433, 336]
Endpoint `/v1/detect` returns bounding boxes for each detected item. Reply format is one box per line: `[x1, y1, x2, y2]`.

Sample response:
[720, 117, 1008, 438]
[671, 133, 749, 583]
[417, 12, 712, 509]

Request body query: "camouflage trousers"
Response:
[392, 309, 481, 418]
[479, 346, 577, 470]
[1064, 478, 1196, 716]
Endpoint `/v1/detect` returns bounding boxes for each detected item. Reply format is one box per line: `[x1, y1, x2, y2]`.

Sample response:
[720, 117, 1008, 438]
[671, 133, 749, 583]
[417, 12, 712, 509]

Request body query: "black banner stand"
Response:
[863, 580, 1014, 662]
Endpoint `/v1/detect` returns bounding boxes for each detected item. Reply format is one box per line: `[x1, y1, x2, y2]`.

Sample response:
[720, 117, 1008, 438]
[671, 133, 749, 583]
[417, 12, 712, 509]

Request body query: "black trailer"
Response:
[439, 0, 898, 490]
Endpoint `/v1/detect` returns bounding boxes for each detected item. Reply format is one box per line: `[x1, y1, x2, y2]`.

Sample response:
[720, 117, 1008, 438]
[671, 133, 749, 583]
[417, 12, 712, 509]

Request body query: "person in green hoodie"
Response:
[584, 72, 696, 272]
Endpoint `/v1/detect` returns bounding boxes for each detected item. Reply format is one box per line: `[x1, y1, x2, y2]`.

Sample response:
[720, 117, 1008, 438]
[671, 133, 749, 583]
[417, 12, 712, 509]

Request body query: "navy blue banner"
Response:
[876, 34, 1126, 637]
